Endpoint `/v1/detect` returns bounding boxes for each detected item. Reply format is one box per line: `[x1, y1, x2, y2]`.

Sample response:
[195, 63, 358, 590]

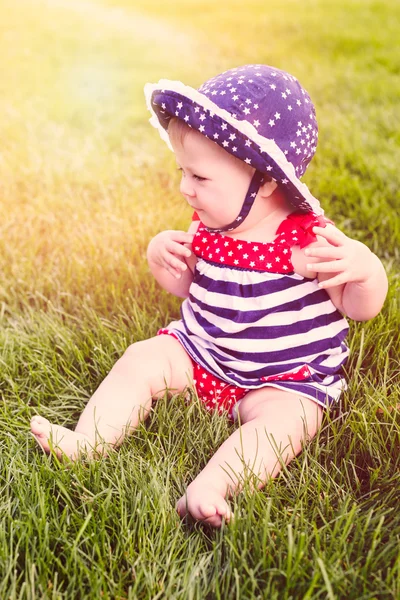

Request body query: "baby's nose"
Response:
[180, 175, 195, 197]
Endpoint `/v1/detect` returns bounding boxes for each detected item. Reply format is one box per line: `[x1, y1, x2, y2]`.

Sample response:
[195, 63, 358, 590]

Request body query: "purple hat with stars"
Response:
[145, 64, 322, 232]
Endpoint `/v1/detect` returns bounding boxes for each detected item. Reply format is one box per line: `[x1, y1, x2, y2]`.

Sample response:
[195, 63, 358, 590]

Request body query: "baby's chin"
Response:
[197, 214, 233, 229]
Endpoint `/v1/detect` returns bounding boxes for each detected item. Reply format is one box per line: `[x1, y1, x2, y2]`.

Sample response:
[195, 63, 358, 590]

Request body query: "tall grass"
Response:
[0, 0, 399, 597]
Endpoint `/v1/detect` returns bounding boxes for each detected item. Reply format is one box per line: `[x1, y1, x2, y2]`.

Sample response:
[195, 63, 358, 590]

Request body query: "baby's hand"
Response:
[305, 224, 374, 289]
[147, 230, 194, 279]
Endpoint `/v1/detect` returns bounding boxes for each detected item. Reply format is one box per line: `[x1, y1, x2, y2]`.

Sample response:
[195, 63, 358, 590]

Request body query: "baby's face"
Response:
[170, 127, 254, 230]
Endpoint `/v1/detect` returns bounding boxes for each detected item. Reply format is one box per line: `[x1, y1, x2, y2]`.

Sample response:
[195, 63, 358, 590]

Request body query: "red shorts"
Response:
[190, 360, 249, 419]
[158, 329, 248, 419]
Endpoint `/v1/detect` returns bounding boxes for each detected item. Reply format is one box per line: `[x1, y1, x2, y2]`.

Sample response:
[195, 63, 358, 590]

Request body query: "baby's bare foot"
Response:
[176, 479, 232, 528]
[30, 415, 95, 460]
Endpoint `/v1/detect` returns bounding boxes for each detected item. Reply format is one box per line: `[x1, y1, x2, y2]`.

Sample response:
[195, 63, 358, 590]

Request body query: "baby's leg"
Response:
[176, 388, 322, 527]
[31, 336, 193, 459]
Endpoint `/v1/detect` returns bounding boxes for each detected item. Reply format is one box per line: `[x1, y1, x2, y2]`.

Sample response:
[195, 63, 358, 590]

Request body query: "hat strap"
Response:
[205, 170, 265, 233]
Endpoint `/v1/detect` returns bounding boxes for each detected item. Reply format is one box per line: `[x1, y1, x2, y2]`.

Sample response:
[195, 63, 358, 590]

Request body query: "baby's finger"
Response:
[164, 254, 187, 272]
[170, 232, 195, 245]
[307, 259, 345, 273]
[166, 241, 192, 259]
[304, 246, 344, 260]
[167, 266, 184, 279]
[312, 225, 347, 247]
[318, 273, 349, 289]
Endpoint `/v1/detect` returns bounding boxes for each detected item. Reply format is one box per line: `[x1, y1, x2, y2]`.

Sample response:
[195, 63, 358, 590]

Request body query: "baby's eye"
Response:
[193, 174, 207, 182]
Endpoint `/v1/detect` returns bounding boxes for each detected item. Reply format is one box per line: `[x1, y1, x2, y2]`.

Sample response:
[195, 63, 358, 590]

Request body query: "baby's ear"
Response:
[259, 178, 278, 198]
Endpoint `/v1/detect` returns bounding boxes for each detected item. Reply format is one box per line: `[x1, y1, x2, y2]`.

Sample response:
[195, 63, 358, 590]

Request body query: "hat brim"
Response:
[144, 79, 322, 215]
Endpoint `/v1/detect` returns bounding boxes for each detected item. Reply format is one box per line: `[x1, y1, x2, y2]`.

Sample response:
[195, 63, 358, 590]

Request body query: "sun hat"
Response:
[144, 64, 322, 232]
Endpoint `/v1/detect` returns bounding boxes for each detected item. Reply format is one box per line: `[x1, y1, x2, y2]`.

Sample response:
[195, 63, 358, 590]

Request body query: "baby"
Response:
[31, 65, 388, 527]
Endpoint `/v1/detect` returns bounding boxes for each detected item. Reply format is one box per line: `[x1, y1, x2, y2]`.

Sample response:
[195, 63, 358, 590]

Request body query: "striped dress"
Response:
[160, 212, 349, 408]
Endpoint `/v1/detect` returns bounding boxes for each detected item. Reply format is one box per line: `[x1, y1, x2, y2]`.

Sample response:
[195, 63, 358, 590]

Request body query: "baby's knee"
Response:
[111, 335, 192, 394]
[113, 337, 173, 380]
[118, 338, 154, 364]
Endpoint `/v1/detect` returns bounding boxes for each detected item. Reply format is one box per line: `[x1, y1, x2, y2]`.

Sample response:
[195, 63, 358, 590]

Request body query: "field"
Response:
[0, 0, 399, 597]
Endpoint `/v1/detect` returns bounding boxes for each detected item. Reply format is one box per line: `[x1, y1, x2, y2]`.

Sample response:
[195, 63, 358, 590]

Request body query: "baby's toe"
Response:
[30, 415, 51, 436]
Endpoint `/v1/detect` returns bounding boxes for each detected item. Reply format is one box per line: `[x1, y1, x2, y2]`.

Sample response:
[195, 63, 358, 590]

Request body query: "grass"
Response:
[0, 0, 399, 597]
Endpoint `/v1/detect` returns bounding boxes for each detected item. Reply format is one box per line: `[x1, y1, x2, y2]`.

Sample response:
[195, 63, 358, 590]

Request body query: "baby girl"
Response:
[31, 65, 388, 527]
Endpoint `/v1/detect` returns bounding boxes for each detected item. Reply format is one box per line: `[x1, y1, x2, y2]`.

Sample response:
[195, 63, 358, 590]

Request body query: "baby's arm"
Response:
[300, 224, 388, 321]
[147, 221, 199, 298]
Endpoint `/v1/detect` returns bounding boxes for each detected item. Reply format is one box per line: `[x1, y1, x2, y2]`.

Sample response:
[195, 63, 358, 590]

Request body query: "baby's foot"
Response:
[30, 415, 95, 460]
[176, 479, 232, 528]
